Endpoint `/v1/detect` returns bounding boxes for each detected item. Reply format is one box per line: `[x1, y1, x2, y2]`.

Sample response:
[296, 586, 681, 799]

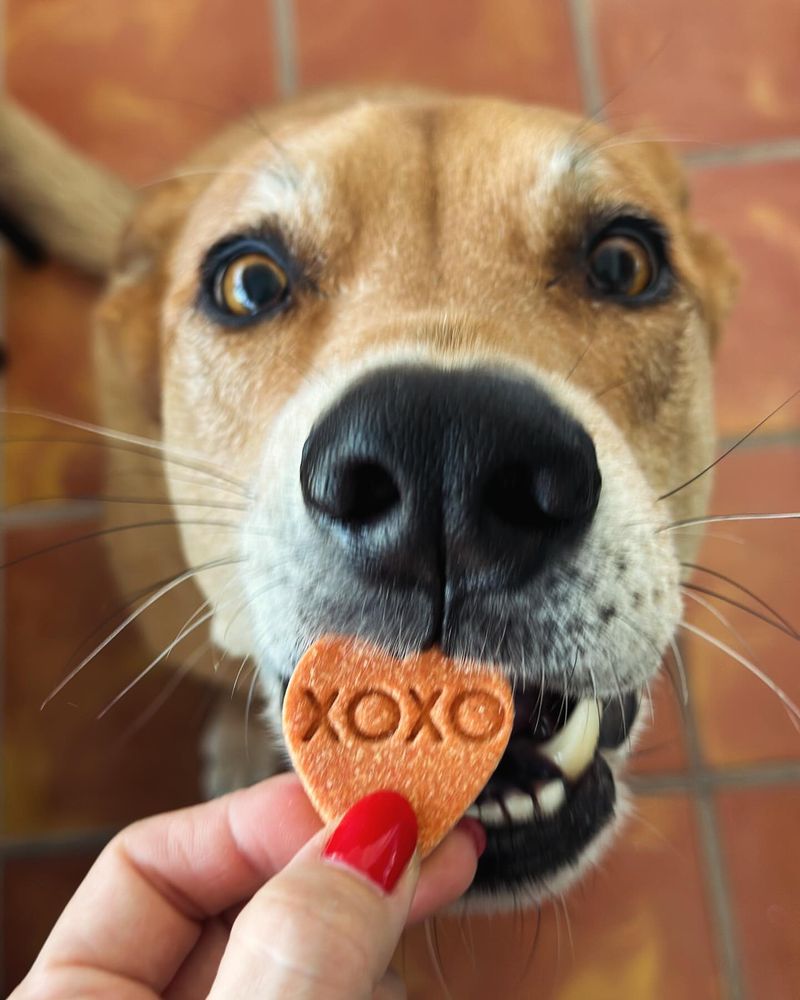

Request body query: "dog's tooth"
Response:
[536, 779, 566, 816]
[502, 789, 535, 823]
[538, 699, 601, 781]
[464, 804, 481, 819]
[478, 799, 505, 827]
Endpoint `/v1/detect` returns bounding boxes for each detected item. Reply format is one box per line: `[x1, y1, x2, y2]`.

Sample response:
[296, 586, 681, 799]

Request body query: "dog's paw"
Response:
[200, 694, 283, 799]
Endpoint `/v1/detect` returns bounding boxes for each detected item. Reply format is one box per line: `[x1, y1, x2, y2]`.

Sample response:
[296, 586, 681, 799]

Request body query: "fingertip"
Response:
[321, 790, 419, 895]
[226, 771, 323, 872]
[408, 821, 482, 923]
[455, 816, 487, 860]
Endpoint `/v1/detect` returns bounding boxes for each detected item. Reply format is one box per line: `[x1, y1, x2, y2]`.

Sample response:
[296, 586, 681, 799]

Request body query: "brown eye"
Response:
[214, 252, 289, 318]
[587, 233, 656, 299]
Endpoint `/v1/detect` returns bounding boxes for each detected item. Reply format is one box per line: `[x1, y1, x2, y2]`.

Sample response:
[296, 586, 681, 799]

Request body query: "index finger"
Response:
[28, 775, 479, 995]
[30, 773, 321, 994]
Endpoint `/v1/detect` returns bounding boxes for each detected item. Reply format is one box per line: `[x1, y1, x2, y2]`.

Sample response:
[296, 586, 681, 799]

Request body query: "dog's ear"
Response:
[685, 223, 739, 351]
[0, 100, 133, 275]
[94, 177, 200, 433]
[635, 137, 738, 350]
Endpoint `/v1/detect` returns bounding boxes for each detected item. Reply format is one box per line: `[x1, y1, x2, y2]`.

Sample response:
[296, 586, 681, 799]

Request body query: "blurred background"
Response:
[2, 1, 799, 997]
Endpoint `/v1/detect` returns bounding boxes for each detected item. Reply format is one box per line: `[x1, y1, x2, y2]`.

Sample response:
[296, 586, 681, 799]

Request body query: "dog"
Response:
[1, 87, 736, 909]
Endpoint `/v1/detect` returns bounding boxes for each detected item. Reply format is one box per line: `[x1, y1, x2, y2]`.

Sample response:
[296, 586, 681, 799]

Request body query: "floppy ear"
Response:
[94, 176, 203, 433]
[93, 176, 233, 688]
[0, 100, 133, 274]
[685, 223, 739, 350]
[634, 136, 738, 351]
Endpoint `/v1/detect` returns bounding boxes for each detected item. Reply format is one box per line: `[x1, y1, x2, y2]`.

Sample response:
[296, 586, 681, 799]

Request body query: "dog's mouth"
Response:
[278, 659, 640, 897]
[465, 687, 640, 897]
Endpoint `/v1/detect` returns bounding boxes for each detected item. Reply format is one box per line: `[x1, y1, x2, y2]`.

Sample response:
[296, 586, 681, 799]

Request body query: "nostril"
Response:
[303, 456, 401, 527]
[483, 461, 600, 532]
[339, 460, 401, 525]
[533, 465, 601, 521]
[484, 463, 543, 530]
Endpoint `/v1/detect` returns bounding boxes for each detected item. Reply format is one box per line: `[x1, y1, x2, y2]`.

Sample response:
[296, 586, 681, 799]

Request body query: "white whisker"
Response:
[661, 511, 800, 533]
[117, 640, 212, 743]
[3, 407, 252, 497]
[41, 556, 242, 708]
[667, 636, 689, 706]
[681, 588, 757, 661]
[244, 665, 260, 759]
[231, 654, 251, 700]
[424, 918, 453, 1000]
[97, 606, 215, 718]
[137, 166, 267, 191]
[679, 621, 800, 730]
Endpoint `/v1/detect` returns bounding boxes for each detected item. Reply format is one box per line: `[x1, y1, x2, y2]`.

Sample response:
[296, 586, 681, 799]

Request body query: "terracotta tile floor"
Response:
[2, 2, 799, 997]
[591, 0, 800, 147]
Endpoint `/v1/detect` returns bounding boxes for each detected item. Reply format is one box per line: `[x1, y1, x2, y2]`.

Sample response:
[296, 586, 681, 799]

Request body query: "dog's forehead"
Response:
[186, 99, 672, 249]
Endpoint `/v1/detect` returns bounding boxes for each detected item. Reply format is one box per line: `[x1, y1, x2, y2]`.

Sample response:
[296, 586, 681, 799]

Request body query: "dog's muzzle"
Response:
[299, 364, 602, 642]
[280, 365, 635, 897]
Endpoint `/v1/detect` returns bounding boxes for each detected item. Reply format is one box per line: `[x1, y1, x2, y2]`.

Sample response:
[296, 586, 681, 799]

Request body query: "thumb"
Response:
[208, 791, 420, 1000]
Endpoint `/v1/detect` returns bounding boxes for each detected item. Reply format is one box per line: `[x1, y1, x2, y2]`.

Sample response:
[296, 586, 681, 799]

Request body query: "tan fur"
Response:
[2, 90, 737, 710]
[0, 99, 134, 275]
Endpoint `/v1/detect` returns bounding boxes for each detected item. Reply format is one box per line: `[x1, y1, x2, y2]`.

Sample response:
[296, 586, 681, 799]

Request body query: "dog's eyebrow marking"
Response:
[527, 140, 587, 209]
[248, 164, 302, 216]
[415, 107, 443, 268]
[239, 157, 327, 233]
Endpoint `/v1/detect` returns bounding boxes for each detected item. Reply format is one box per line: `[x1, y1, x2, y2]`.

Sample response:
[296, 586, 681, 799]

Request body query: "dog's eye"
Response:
[586, 227, 660, 301]
[213, 252, 289, 318]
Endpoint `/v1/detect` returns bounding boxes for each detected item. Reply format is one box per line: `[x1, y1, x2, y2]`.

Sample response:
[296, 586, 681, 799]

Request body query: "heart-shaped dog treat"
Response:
[283, 636, 514, 856]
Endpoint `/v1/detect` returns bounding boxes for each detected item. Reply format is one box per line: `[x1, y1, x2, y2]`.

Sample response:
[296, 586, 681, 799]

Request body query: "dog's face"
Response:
[98, 93, 735, 905]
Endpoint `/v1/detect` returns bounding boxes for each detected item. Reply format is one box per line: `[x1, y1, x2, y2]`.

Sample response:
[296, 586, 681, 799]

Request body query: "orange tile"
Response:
[295, 0, 582, 109]
[397, 795, 720, 999]
[5, 2, 278, 509]
[716, 785, 800, 1000]
[3, 521, 220, 835]
[690, 162, 800, 438]
[4, 257, 105, 507]
[3, 851, 98, 994]
[627, 668, 689, 777]
[592, 0, 800, 146]
[682, 447, 800, 766]
[7, 0, 278, 183]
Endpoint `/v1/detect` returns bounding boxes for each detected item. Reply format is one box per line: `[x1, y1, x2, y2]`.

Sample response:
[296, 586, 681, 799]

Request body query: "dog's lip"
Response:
[277, 661, 639, 840]
[463, 688, 640, 829]
[469, 753, 617, 894]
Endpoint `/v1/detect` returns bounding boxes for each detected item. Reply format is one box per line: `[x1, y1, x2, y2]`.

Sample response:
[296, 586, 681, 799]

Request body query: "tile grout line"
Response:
[1, 0, 8, 986]
[564, 5, 753, 991]
[270, 0, 298, 98]
[2, 499, 106, 529]
[629, 758, 800, 795]
[566, 2, 800, 171]
[684, 137, 800, 170]
[717, 426, 800, 453]
[567, 0, 605, 119]
[0, 757, 787, 851]
[0, 826, 117, 861]
[680, 647, 746, 1000]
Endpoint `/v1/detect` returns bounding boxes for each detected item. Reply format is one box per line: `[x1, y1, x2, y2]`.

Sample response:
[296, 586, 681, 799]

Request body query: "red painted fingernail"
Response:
[322, 790, 418, 893]
[456, 816, 487, 859]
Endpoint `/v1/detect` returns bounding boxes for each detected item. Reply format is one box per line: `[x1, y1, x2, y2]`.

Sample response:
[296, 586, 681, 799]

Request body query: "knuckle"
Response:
[232, 876, 382, 994]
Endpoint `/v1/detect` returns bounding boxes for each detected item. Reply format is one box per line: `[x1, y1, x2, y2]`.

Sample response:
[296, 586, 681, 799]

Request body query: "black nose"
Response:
[300, 366, 601, 594]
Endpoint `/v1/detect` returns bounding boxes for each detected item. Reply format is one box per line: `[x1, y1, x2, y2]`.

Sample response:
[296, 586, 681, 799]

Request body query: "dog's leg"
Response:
[200, 692, 284, 799]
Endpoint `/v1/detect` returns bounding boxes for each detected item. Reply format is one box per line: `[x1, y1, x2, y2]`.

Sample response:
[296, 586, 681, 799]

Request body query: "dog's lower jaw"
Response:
[200, 695, 284, 801]
[199, 674, 646, 913]
[457, 782, 633, 915]
[465, 755, 620, 907]
[185, 373, 681, 912]
[448, 697, 645, 909]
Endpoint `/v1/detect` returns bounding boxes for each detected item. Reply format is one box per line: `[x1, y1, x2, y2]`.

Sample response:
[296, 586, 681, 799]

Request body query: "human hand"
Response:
[13, 773, 483, 999]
